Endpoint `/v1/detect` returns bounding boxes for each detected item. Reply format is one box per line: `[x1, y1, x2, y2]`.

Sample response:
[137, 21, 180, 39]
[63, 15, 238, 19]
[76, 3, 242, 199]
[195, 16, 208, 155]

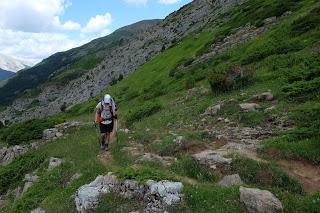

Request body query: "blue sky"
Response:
[0, 0, 191, 63]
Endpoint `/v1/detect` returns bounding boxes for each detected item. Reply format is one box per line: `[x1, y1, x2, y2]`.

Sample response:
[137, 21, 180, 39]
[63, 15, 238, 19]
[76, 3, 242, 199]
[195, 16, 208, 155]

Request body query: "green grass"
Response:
[95, 193, 144, 213]
[2, 0, 320, 212]
[6, 126, 106, 213]
[229, 156, 302, 193]
[180, 184, 245, 213]
[0, 116, 65, 146]
[261, 102, 320, 163]
[0, 152, 46, 195]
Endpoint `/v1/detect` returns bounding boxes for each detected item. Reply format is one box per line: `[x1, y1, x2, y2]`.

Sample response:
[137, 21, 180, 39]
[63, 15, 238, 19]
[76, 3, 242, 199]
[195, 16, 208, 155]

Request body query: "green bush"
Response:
[208, 64, 255, 93]
[0, 152, 46, 195]
[291, 5, 320, 35]
[126, 102, 162, 126]
[282, 77, 320, 101]
[1, 117, 65, 145]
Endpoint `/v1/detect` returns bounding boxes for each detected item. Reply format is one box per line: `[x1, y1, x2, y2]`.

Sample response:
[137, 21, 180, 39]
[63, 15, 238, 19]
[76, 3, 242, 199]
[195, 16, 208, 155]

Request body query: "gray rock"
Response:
[203, 104, 221, 116]
[30, 208, 46, 213]
[192, 150, 232, 169]
[240, 186, 283, 213]
[218, 174, 243, 186]
[74, 173, 183, 212]
[239, 103, 261, 112]
[48, 157, 63, 171]
[264, 106, 276, 113]
[253, 91, 274, 101]
[43, 128, 59, 140]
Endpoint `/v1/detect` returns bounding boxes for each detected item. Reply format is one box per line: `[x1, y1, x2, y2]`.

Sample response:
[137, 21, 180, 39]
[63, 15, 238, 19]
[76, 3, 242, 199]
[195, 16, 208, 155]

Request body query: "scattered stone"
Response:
[0, 145, 30, 165]
[174, 136, 185, 144]
[217, 117, 224, 122]
[192, 150, 232, 169]
[253, 91, 274, 101]
[74, 172, 183, 213]
[240, 186, 283, 213]
[122, 146, 143, 158]
[203, 104, 221, 116]
[43, 121, 87, 141]
[239, 103, 261, 112]
[264, 106, 276, 113]
[187, 87, 210, 97]
[22, 174, 39, 194]
[48, 157, 63, 171]
[125, 129, 130, 134]
[69, 173, 83, 183]
[42, 128, 59, 140]
[30, 207, 46, 213]
[224, 118, 230, 123]
[218, 174, 243, 186]
[138, 153, 176, 166]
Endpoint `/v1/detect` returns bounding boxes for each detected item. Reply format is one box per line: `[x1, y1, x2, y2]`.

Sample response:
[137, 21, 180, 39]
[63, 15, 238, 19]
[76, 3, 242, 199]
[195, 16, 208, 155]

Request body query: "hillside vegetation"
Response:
[0, 0, 320, 212]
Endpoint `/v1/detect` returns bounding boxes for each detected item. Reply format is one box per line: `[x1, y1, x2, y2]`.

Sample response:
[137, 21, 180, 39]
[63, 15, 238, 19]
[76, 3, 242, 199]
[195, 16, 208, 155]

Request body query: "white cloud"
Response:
[158, 0, 181, 5]
[0, 0, 78, 32]
[125, 0, 148, 6]
[0, 29, 86, 64]
[81, 13, 112, 34]
[0, 1, 113, 63]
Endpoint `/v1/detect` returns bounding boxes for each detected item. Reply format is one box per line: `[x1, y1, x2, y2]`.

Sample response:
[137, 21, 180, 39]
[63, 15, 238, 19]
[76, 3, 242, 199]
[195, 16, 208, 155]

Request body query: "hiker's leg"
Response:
[100, 133, 106, 148]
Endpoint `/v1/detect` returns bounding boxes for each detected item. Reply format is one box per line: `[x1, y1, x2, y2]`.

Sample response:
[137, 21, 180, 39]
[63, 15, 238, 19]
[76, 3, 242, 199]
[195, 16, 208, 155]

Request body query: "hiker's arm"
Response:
[95, 109, 99, 123]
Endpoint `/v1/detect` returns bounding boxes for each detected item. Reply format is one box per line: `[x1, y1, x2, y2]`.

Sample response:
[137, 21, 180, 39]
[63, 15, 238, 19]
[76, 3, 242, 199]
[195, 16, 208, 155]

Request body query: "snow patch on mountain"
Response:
[0, 54, 33, 72]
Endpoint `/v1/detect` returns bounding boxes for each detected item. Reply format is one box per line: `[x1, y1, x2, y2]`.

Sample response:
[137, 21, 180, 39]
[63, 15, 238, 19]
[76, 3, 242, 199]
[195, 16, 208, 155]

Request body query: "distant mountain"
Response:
[0, 19, 161, 106]
[0, 54, 32, 72]
[0, 68, 15, 81]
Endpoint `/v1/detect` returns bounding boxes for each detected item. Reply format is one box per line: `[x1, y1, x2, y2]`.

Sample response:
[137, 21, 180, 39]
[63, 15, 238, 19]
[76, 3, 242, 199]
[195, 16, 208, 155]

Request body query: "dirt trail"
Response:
[203, 139, 320, 194]
[278, 160, 320, 194]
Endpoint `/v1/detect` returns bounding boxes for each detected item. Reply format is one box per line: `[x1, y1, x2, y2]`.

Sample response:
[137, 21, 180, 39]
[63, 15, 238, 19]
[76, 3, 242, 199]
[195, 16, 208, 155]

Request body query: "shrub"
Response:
[282, 77, 320, 101]
[0, 152, 46, 195]
[208, 64, 255, 93]
[126, 102, 162, 126]
[291, 5, 320, 35]
[1, 117, 65, 145]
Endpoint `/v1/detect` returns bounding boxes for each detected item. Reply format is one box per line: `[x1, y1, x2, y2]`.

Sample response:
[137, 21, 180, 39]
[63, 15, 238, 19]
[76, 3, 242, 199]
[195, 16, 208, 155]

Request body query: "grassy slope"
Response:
[1, 0, 320, 212]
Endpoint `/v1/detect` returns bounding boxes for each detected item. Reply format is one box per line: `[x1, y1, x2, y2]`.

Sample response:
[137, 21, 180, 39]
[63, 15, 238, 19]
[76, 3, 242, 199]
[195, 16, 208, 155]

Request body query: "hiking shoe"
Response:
[104, 143, 109, 151]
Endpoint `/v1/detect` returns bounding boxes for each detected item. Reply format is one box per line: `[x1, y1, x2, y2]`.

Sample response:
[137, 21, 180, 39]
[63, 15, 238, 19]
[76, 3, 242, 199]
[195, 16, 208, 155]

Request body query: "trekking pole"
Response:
[115, 118, 119, 144]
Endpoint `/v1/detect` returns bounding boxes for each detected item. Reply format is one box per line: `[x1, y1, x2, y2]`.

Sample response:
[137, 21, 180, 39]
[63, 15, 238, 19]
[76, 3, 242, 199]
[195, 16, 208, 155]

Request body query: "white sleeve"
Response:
[96, 102, 101, 109]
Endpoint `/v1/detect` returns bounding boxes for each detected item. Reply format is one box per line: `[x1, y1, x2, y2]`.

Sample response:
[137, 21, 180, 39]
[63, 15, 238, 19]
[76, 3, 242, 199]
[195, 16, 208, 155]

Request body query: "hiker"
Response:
[95, 94, 117, 150]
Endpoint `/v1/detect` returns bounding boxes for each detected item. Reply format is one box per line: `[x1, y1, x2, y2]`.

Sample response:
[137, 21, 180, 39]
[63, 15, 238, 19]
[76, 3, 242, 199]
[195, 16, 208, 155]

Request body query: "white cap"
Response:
[103, 94, 111, 104]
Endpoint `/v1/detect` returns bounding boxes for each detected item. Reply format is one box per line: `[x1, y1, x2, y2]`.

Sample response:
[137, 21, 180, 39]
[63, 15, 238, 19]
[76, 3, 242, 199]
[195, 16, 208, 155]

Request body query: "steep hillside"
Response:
[0, 69, 15, 81]
[0, 20, 161, 107]
[0, 0, 319, 212]
[0, 0, 244, 122]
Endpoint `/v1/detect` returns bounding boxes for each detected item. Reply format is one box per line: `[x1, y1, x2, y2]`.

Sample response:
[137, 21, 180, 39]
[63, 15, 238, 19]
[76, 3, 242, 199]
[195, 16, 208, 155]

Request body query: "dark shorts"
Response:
[99, 121, 114, 133]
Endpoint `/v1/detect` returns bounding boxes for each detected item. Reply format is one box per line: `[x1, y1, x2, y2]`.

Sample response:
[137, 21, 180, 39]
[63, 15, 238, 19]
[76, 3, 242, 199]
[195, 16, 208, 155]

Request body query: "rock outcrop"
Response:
[74, 172, 183, 213]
